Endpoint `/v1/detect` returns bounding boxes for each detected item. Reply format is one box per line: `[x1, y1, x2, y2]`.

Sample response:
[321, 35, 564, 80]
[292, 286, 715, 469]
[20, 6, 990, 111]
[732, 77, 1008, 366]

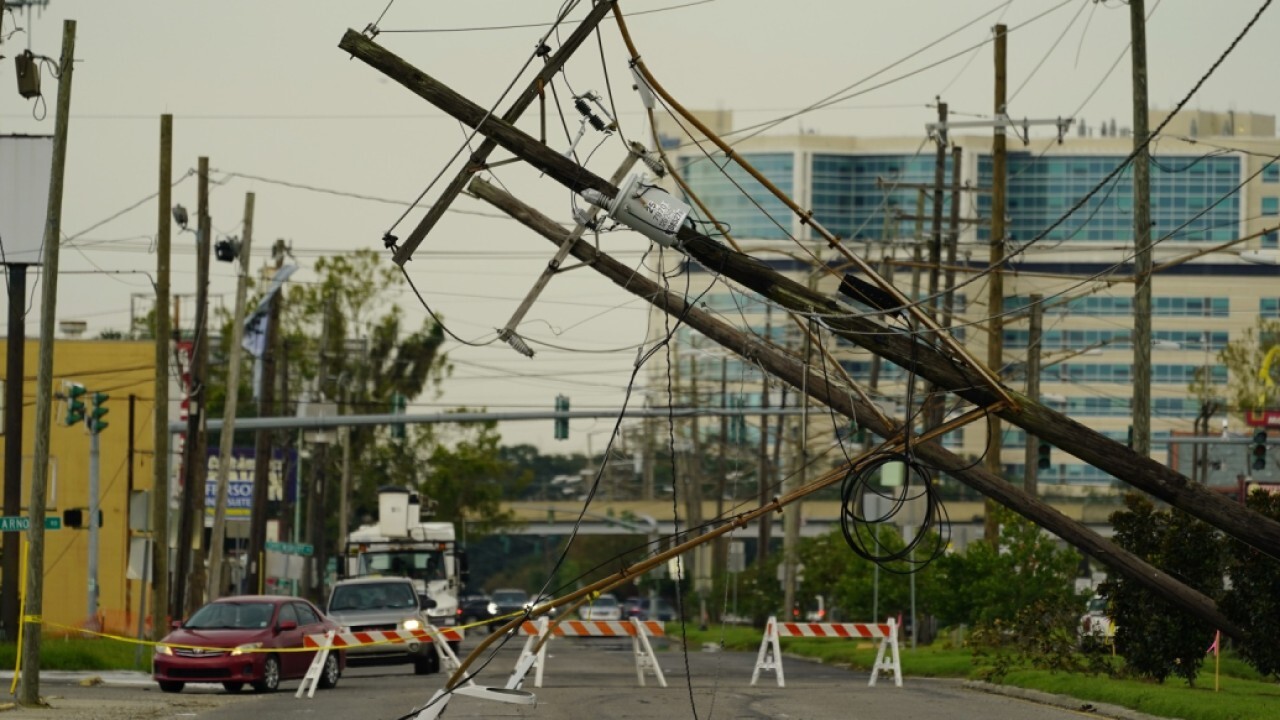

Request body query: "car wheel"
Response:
[252, 654, 281, 693]
[222, 682, 244, 693]
[317, 652, 341, 689]
[158, 680, 184, 694]
[414, 652, 439, 675]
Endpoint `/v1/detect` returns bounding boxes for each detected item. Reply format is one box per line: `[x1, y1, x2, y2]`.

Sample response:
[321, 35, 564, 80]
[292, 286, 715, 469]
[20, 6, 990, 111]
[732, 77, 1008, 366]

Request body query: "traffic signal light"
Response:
[554, 394, 569, 440]
[390, 392, 406, 440]
[89, 391, 109, 434]
[1252, 429, 1269, 472]
[65, 383, 86, 426]
[1037, 440, 1052, 471]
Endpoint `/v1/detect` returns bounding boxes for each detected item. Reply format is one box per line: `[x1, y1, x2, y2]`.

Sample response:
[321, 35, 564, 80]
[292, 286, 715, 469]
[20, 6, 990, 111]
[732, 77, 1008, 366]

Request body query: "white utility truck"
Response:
[341, 486, 466, 652]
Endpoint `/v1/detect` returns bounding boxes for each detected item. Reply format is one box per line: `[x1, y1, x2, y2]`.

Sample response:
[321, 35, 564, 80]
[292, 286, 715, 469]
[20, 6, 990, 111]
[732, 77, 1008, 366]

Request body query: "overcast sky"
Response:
[2, 0, 1277, 453]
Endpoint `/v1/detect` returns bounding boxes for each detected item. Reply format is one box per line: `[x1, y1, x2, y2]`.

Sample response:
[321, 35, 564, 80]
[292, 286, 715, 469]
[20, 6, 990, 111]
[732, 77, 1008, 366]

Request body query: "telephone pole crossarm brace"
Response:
[378, 0, 617, 267]
[336, 26, 1280, 562]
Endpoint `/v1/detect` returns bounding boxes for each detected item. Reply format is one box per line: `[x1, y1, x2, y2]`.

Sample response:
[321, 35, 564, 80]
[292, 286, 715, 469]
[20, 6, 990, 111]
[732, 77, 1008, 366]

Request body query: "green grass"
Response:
[667, 624, 1280, 720]
[0, 636, 153, 672]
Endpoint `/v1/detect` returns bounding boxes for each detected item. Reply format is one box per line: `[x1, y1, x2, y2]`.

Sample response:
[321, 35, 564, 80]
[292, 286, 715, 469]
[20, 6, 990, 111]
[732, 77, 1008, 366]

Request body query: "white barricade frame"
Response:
[507, 616, 666, 689]
[750, 616, 901, 688]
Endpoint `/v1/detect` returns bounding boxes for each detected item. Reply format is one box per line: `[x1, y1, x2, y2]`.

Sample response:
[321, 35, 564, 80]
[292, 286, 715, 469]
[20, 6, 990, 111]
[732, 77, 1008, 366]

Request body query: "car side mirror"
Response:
[419, 594, 437, 610]
[277, 620, 298, 633]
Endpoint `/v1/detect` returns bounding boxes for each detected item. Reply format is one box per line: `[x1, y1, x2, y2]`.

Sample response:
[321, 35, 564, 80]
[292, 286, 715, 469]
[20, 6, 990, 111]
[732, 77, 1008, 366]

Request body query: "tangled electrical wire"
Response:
[838, 447, 951, 574]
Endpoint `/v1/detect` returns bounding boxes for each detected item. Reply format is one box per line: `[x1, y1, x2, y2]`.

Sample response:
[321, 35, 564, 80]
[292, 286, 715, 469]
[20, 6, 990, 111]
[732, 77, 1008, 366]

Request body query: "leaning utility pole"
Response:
[984, 24, 1009, 544]
[20, 19, 75, 706]
[151, 113, 172, 635]
[174, 157, 210, 617]
[1130, 0, 1153, 457]
[208, 192, 255, 601]
[387, 0, 617, 266]
[246, 242, 285, 594]
[338, 21, 1280, 569]
[467, 175, 1245, 639]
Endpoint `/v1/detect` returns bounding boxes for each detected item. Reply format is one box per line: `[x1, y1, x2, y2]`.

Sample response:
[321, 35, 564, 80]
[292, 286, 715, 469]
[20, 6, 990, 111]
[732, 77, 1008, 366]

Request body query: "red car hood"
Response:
[160, 627, 276, 650]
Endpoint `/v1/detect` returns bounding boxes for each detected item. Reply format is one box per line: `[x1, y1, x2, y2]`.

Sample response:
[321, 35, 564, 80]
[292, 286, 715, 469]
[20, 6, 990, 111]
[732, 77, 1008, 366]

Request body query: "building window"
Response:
[1263, 197, 1280, 216]
[1264, 231, 1279, 249]
[1264, 164, 1280, 183]
[1263, 298, 1280, 319]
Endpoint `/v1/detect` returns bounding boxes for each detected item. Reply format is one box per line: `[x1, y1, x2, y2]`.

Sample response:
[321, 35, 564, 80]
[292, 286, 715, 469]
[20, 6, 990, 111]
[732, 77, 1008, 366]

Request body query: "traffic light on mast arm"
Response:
[1252, 429, 1269, 472]
[1036, 439, 1052, 471]
[89, 391, 110, 433]
[554, 395, 569, 440]
[65, 383, 86, 426]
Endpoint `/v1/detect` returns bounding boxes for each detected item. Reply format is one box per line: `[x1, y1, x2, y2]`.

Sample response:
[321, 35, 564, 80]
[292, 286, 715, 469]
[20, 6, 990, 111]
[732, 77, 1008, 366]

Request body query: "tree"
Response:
[1102, 494, 1223, 685]
[1220, 489, 1280, 679]
[1213, 317, 1280, 417]
[929, 506, 1081, 630]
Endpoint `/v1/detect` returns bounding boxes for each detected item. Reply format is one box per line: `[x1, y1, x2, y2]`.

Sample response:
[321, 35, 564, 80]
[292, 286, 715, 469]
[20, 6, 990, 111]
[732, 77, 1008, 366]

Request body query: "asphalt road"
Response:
[1, 635, 1156, 720]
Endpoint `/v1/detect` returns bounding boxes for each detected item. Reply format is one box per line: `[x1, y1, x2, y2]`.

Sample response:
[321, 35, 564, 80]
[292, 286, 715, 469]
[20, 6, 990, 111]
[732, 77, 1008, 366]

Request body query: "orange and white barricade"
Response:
[750, 616, 901, 688]
[507, 616, 666, 689]
[300, 625, 468, 699]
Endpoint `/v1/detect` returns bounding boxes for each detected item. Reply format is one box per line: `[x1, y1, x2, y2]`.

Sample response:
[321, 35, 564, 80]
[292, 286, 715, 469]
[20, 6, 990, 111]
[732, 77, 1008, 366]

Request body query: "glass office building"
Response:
[655, 111, 1280, 487]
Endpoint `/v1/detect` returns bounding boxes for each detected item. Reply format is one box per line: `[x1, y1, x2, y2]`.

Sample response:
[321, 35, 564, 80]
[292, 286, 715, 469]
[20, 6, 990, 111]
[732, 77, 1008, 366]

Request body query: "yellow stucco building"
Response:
[0, 339, 157, 637]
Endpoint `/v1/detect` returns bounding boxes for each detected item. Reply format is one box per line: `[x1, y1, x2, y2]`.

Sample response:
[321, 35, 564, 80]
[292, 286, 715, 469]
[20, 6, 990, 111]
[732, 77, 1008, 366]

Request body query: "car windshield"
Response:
[592, 596, 618, 609]
[359, 550, 447, 583]
[492, 590, 528, 605]
[330, 582, 419, 611]
[185, 601, 276, 629]
[1087, 598, 1107, 613]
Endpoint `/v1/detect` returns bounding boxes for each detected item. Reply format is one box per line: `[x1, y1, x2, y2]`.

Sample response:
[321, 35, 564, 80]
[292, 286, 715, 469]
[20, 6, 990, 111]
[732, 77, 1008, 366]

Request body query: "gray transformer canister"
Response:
[583, 173, 693, 248]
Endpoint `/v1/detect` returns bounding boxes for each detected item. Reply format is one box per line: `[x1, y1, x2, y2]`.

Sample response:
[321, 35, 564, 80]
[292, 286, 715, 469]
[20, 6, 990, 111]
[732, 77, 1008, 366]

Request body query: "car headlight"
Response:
[230, 642, 263, 657]
[427, 607, 450, 617]
[402, 618, 423, 631]
[487, 602, 498, 615]
[157, 644, 173, 656]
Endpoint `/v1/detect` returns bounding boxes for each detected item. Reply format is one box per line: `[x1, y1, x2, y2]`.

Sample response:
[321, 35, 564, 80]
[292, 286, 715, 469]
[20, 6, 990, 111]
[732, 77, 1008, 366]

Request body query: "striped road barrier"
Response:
[507, 616, 666, 689]
[750, 616, 901, 688]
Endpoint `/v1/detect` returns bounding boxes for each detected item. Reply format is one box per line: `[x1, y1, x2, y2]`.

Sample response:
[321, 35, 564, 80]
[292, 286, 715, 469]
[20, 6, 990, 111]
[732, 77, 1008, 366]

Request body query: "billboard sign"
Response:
[204, 446, 296, 518]
[0, 135, 54, 265]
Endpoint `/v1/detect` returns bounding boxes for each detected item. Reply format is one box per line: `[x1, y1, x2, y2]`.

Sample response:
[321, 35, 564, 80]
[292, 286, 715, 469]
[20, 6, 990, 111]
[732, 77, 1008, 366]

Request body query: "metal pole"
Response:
[88, 428, 100, 623]
[3, 264, 28, 640]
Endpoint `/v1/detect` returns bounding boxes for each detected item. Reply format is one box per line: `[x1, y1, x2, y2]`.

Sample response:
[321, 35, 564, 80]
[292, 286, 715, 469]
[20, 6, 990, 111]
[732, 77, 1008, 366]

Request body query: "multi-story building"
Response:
[651, 109, 1280, 489]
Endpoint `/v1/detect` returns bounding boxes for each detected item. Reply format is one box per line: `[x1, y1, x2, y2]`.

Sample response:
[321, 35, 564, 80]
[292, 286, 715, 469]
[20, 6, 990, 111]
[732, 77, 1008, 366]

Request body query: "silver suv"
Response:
[326, 576, 440, 674]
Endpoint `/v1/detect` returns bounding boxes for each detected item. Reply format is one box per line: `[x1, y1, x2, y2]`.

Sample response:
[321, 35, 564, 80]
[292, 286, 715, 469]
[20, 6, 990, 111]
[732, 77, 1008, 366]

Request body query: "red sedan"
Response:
[153, 595, 343, 693]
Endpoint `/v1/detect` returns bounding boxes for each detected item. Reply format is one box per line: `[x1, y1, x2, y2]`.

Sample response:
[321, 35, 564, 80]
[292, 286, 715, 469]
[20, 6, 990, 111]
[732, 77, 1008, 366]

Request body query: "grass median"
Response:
[665, 623, 1278, 720]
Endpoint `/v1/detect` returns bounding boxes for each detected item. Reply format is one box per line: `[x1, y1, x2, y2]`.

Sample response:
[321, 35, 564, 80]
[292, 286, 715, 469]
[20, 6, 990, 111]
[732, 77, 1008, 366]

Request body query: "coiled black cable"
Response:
[838, 449, 950, 573]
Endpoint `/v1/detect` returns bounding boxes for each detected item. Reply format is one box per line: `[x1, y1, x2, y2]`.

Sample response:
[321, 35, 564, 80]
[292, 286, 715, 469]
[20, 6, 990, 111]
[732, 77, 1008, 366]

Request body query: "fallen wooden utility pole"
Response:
[337, 28, 1280, 563]
[469, 175, 1242, 640]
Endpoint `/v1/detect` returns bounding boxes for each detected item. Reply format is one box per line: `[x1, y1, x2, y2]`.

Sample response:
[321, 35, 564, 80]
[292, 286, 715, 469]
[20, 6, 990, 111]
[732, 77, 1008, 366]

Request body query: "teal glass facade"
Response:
[679, 152, 794, 239]
[978, 153, 1242, 243]
[810, 153, 955, 241]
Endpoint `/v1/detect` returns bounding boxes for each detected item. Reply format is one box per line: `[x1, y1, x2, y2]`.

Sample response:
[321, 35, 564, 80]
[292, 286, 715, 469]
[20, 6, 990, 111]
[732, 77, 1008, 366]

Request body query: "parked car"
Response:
[459, 592, 497, 630]
[489, 588, 531, 631]
[326, 576, 440, 675]
[154, 595, 343, 694]
[580, 593, 621, 621]
[1079, 595, 1114, 639]
[624, 597, 677, 622]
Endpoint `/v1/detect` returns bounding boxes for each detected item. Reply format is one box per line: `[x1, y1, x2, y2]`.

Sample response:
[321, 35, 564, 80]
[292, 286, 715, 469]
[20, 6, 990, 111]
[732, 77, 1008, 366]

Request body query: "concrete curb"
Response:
[0, 671, 154, 688]
[964, 680, 1171, 720]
